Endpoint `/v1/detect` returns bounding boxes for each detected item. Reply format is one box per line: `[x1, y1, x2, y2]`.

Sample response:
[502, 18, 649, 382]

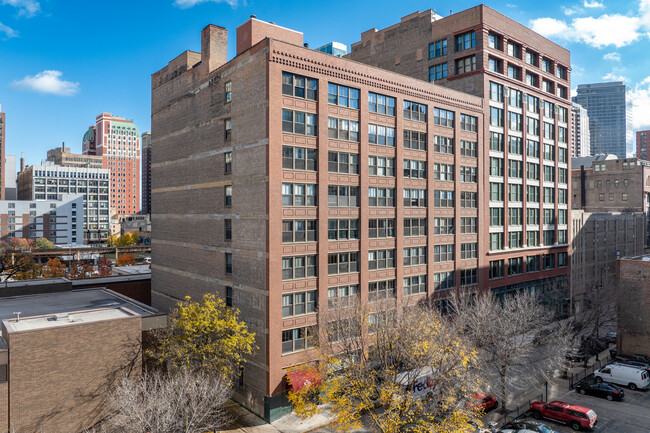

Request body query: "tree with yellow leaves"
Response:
[288, 300, 486, 433]
[153, 293, 256, 382]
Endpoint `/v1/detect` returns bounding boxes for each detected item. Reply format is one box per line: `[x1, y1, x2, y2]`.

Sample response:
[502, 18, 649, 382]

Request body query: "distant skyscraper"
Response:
[315, 41, 347, 57]
[83, 113, 140, 216]
[141, 132, 151, 215]
[0, 104, 6, 200]
[636, 130, 650, 160]
[4, 155, 16, 200]
[571, 102, 590, 157]
[573, 82, 633, 158]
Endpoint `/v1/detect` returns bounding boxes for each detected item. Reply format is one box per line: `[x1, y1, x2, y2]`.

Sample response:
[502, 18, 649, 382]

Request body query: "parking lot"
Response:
[506, 385, 650, 432]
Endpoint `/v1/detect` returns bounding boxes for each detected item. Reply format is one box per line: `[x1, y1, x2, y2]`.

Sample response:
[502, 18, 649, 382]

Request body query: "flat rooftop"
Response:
[0, 288, 157, 321]
[7, 308, 134, 332]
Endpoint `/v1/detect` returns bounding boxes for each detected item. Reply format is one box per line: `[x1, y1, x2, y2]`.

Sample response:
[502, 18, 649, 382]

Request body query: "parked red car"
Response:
[465, 393, 498, 412]
[530, 400, 597, 431]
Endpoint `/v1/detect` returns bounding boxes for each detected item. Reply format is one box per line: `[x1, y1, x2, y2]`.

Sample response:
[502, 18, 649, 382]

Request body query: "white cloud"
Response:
[584, 0, 605, 8]
[562, 5, 582, 16]
[11, 70, 79, 96]
[571, 87, 578, 98]
[0, 22, 17, 38]
[173, 0, 238, 8]
[630, 78, 650, 130]
[602, 72, 629, 82]
[530, 17, 571, 38]
[1, 0, 40, 17]
[573, 14, 641, 47]
[603, 52, 621, 61]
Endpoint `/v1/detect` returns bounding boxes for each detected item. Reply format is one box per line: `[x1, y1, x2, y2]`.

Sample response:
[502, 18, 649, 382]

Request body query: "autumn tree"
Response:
[68, 260, 94, 279]
[288, 300, 485, 433]
[0, 243, 39, 281]
[116, 254, 136, 267]
[12, 256, 43, 280]
[450, 290, 572, 413]
[9, 238, 31, 251]
[152, 294, 256, 382]
[42, 258, 67, 278]
[34, 237, 55, 250]
[105, 370, 232, 433]
[98, 257, 112, 276]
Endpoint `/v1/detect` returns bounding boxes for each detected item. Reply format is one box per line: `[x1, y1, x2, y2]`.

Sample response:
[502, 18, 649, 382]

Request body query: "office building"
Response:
[636, 130, 650, 160]
[571, 103, 590, 157]
[152, 16, 486, 419]
[4, 155, 15, 200]
[573, 82, 633, 158]
[348, 6, 571, 300]
[0, 288, 163, 433]
[141, 131, 151, 215]
[616, 255, 650, 359]
[0, 105, 6, 200]
[0, 194, 83, 245]
[46, 143, 103, 169]
[83, 113, 141, 215]
[315, 41, 347, 57]
[17, 162, 110, 243]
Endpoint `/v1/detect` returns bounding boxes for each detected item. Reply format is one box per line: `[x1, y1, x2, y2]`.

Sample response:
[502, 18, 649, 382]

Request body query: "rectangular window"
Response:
[460, 242, 477, 259]
[368, 92, 396, 116]
[369, 187, 396, 207]
[460, 217, 477, 233]
[460, 166, 477, 182]
[434, 108, 454, 127]
[541, 58, 553, 73]
[327, 185, 359, 207]
[432, 245, 452, 263]
[402, 217, 427, 237]
[403, 189, 427, 207]
[507, 64, 521, 80]
[460, 268, 478, 286]
[508, 112, 522, 131]
[543, 253, 555, 269]
[460, 114, 478, 132]
[456, 55, 477, 74]
[490, 107, 503, 127]
[404, 130, 427, 150]
[543, 122, 555, 140]
[527, 117, 539, 136]
[429, 39, 448, 58]
[369, 156, 396, 177]
[429, 63, 448, 81]
[327, 252, 359, 275]
[327, 83, 359, 108]
[489, 260, 504, 279]
[489, 232, 503, 250]
[556, 65, 567, 79]
[328, 117, 360, 142]
[543, 230, 555, 246]
[509, 231, 522, 248]
[328, 285, 360, 308]
[225, 151, 232, 174]
[368, 124, 396, 146]
[460, 191, 478, 208]
[558, 252, 568, 267]
[225, 81, 232, 102]
[403, 100, 427, 121]
[224, 219, 232, 241]
[369, 279, 396, 302]
[281, 326, 316, 354]
[456, 31, 476, 51]
[490, 132, 504, 151]
[282, 291, 317, 317]
[284, 219, 318, 243]
[488, 56, 502, 73]
[433, 217, 453, 235]
[225, 185, 232, 207]
[461, 140, 477, 157]
[327, 219, 359, 240]
[509, 136, 523, 155]
[434, 190, 454, 208]
[525, 50, 538, 66]
[224, 118, 232, 140]
[282, 109, 317, 136]
[403, 247, 427, 266]
[543, 166, 555, 182]
[509, 207, 523, 226]
[434, 135, 454, 154]
[489, 82, 504, 102]
[434, 271, 455, 291]
[225, 252, 232, 274]
[525, 73, 539, 88]
[282, 183, 317, 207]
[488, 32, 501, 49]
[282, 255, 318, 280]
[490, 157, 504, 177]
[508, 184, 522, 202]
[368, 218, 395, 239]
[507, 42, 521, 58]
[404, 275, 427, 296]
[509, 257, 523, 275]
[403, 159, 426, 179]
[543, 187, 555, 204]
[283, 146, 318, 171]
[508, 88, 523, 108]
[508, 160, 522, 178]
[490, 183, 504, 201]
[328, 151, 359, 174]
[369, 249, 396, 270]
[282, 72, 317, 100]
[558, 126, 568, 144]
[434, 163, 454, 181]
[527, 162, 539, 181]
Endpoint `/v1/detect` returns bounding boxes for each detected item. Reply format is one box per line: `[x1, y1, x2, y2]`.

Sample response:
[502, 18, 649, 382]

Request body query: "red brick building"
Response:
[636, 130, 650, 160]
[83, 113, 141, 215]
[348, 5, 571, 298]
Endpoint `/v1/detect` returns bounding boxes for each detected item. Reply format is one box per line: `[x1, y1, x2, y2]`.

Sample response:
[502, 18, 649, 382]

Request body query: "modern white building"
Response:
[0, 194, 84, 245]
[17, 162, 110, 243]
[4, 155, 16, 200]
[571, 103, 591, 157]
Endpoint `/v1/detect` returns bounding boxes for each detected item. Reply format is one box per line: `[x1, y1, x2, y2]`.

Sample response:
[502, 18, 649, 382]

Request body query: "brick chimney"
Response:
[201, 24, 228, 74]
[236, 17, 303, 56]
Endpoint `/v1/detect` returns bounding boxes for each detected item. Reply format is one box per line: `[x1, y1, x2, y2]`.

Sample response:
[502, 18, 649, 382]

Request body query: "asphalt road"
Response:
[507, 385, 650, 433]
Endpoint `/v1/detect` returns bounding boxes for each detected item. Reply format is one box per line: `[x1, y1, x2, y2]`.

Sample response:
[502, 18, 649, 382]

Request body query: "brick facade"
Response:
[617, 257, 650, 358]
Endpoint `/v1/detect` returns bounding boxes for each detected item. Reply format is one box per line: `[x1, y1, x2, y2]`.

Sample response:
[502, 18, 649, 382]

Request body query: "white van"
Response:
[594, 363, 650, 390]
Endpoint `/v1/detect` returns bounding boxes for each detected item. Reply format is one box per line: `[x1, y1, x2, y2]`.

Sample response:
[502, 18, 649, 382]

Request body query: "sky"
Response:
[1, 0, 650, 166]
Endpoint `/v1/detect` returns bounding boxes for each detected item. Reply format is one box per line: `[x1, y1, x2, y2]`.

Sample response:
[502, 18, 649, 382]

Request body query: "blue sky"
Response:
[1, 0, 650, 166]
